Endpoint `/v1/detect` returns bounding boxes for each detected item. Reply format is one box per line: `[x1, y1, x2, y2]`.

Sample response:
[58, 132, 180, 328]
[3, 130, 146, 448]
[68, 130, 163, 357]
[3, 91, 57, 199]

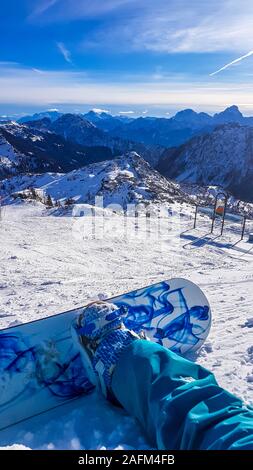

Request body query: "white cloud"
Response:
[1, 63, 253, 113]
[56, 42, 72, 64]
[210, 50, 253, 76]
[0, 61, 20, 66]
[32, 68, 45, 74]
[28, 0, 60, 19]
[30, 0, 136, 21]
[78, 0, 253, 55]
[28, 1, 253, 57]
[92, 108, 110, 114]
[119, 110, 135, 114]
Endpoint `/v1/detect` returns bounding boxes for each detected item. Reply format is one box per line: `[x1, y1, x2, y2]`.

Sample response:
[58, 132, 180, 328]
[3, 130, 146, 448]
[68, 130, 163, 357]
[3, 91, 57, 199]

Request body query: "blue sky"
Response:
[1, 0, 253, 116]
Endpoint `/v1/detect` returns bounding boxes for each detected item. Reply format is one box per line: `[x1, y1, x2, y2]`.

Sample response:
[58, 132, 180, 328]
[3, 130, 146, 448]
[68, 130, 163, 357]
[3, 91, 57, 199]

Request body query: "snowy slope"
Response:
[0, 202, 252, 449]
[0, 173, 61, 204]
[0, 122, 28, 177]
[0, 121, 114, 177]
[2, 152, 189, 209]
[2, 157, 253, 220]
[158, 123, 253, 202]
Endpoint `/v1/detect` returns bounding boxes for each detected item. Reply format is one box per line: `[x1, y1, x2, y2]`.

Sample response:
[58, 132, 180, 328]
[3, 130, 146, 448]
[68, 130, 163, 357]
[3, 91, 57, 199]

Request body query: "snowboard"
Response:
[0, 278, 211, 431]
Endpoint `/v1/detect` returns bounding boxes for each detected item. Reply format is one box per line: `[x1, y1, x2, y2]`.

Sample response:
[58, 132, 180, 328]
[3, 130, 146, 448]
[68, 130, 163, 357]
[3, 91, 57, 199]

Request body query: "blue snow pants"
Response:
[111, 340, 253, 450]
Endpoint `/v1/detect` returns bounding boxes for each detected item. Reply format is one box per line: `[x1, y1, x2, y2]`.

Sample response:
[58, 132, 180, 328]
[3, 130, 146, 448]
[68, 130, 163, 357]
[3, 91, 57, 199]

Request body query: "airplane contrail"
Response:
[210, 50, 253, 76]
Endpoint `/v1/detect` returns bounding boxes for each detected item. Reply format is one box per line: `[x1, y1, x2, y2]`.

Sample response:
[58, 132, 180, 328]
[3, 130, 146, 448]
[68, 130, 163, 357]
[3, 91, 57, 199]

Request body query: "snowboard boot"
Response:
[71, 301, 142, 399]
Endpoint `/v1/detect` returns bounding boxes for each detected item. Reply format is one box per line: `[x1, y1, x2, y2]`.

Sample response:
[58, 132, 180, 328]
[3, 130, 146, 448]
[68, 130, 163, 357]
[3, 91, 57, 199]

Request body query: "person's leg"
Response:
[73, 301, 253, 450]
[112, 340, 253, 450]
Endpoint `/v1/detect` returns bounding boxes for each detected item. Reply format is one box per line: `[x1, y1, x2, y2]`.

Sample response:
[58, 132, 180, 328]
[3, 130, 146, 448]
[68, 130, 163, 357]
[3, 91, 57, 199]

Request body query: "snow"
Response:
[1, 153, 185, 209]
[30, 136, 44, 142]
[0, 137, 21, 166]
[1, 173, 61, 197]
[159, 124, 253, 202]
[0, 444, 31, 450]
[0, 202, 252, 449]
[0, 391, 148, 450]
[91, 108, 110, 115]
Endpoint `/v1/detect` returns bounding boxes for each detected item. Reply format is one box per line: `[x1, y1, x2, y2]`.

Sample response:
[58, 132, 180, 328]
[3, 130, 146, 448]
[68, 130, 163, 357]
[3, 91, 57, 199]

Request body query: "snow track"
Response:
[0, 203, 252, 449]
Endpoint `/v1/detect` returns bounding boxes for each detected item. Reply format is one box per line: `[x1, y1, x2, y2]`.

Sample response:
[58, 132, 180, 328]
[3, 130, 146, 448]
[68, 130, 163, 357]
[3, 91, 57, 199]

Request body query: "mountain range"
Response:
[1, 105, 253, 203]
[1, 152, 189, 209]
[23, 114, 163, 165]
[158, 123, 253, 202]
[2, 151, 252, 219]
[0, 116, 163, 179]
[0, 121, 113, 178]
[17, 105, 253, 148]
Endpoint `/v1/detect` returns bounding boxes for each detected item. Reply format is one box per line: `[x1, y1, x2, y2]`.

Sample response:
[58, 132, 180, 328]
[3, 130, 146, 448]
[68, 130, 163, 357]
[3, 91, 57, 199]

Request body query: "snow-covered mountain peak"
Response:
[8, 121, 22, 127]
[158, 123, 253, 202]
[44, 151, 186, 208]
[122, 150, 143, 161]
[90, 108, 111, 117]
[5, 152, 188, 210]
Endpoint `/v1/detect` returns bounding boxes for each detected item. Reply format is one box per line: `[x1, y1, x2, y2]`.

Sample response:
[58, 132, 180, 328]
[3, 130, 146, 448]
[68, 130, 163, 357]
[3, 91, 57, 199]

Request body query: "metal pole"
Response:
[220, 196, 228, 236]
[91, 206, 95, 239]
[241, 216, 246, 240]
[211, 191, 227, 235]
[193, 205, 198, 229]
[146, 211, 150, 238]
[135, 210, 138, 234]
[211, 199, 217, 234]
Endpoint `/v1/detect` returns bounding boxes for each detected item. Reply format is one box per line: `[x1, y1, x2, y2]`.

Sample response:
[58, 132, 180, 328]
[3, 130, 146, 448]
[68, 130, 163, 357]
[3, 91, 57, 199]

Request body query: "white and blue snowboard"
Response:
[0, 278, 211, 431]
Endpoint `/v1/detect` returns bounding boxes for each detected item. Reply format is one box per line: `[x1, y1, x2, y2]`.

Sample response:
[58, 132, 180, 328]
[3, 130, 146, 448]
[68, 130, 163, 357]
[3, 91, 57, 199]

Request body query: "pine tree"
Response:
[65, 197, 75, 206]
[30, 187, 37, 200]
[46, 194, 53, 207]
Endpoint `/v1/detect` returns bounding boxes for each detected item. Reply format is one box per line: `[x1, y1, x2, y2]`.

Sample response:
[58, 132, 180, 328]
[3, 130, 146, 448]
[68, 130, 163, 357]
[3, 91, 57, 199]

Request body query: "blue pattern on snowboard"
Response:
[0, 332, 89, 398]
[114, 282, 210, 352]
[0, 279, 211, 430]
